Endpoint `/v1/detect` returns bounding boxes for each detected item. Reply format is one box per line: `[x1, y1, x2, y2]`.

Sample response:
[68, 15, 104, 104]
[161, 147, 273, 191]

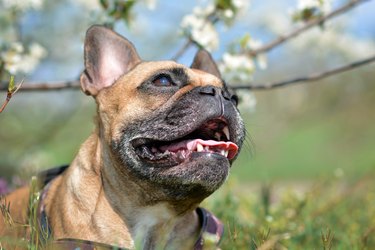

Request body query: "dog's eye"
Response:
[152, 75, 173, 87]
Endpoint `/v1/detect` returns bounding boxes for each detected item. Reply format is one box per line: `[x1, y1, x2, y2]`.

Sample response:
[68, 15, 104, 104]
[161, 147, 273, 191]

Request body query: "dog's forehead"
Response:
[128, 61, 223, 88]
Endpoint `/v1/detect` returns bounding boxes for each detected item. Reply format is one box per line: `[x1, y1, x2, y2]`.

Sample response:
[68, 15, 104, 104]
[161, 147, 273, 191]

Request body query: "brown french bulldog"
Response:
[0, 25, 245, 249]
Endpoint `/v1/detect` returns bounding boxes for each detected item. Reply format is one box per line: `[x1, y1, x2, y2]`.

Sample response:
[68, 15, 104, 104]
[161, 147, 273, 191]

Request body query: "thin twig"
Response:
[230, 55, 375, 90]
[0, 80, 80, 92]
[0, 79, 24, 113]
[248, 0, 370, 56]
[171, 39, 195, 61]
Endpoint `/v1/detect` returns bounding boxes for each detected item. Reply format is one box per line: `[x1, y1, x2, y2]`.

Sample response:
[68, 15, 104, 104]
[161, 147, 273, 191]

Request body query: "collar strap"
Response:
[36, 166, 224, 249]
[194, 207, 224, 249]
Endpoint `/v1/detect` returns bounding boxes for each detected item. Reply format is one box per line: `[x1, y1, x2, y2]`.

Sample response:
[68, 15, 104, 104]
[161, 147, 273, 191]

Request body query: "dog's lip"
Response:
[131, 117, 239, 162]
[131, 117, 231, 147]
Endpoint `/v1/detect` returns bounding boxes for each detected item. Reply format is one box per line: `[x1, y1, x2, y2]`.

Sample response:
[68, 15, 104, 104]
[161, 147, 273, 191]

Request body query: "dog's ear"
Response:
[191, 49, 221, 79]
[80, 25, 141, 96]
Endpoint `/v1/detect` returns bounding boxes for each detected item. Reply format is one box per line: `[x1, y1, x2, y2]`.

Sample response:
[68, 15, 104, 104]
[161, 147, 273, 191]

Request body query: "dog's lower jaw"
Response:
[45, 133, 200, 249]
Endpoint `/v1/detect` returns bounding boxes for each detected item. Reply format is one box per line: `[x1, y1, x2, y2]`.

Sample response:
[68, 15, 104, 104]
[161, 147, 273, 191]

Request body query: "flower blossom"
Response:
[180, 4, 219, 51]
[1, 42, 47, 75]
[1, 0, 43, 11]
[219, 52, 255, 83]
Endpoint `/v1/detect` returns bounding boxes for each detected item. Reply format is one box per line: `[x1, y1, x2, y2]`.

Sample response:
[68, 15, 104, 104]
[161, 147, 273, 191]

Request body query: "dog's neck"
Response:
[45, 133, 199, 249]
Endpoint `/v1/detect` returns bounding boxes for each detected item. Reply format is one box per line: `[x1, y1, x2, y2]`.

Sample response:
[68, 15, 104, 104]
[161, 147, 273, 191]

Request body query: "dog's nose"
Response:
[199, 86, 217, 96]
[199, 86, 232, 100]
[199, 86, 233, 116]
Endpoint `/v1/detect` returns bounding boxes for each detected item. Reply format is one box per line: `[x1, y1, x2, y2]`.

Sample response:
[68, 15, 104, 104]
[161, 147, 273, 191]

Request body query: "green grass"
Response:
[203, 173, 375, 249]
[2, 172, 374, 249]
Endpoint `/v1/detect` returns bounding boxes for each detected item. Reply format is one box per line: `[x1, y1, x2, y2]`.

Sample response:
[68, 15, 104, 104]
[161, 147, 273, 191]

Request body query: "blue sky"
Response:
[23, 0, 374, 82]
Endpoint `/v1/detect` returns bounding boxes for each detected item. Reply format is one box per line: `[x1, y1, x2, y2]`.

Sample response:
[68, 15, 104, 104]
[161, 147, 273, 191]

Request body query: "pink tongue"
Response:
[160, 139, 239, 160]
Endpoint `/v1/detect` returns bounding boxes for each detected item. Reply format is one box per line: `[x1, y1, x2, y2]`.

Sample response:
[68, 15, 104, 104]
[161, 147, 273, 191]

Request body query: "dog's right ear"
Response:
[80, 25, 141, 96]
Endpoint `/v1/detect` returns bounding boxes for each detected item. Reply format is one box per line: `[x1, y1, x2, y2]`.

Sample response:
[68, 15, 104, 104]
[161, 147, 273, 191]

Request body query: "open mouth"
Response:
[133, 118, 239, 164]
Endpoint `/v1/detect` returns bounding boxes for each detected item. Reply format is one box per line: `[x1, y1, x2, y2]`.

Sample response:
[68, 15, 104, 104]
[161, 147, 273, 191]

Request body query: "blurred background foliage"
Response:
[0, 0, 374, 183]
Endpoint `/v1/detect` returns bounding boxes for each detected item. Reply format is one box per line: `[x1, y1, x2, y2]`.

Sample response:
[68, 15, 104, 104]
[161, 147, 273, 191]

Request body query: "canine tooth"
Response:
[197, 143, 204, 152]
[220, 150, 225, 156]
[224, 151, 228, 157]
[223, 126, 230, 140]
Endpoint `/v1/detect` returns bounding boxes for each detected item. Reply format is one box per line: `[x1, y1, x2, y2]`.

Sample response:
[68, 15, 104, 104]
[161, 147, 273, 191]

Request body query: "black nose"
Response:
[199, 86, 217, 96]
[199, 86, 232, 100]
[198, 86, 235, 116]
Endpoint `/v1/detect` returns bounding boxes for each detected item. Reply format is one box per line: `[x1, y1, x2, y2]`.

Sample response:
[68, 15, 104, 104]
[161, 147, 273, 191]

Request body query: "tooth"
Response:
[223, 126, 230, 140]
[221, 150, 225, 156]
[204, 146, 209, 151]
[224, 151, 228, 157]
[197, 143, 204, 152]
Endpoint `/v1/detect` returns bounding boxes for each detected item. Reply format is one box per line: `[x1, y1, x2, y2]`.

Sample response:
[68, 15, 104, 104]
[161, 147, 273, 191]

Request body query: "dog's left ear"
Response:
[191, 49, 221, 79]
[80, 25, 141, 96]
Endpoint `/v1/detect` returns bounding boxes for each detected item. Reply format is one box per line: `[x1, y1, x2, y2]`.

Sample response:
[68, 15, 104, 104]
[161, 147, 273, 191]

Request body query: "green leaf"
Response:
[239, 33, 251, 49]
[7, 75, 15, 93]
[215, 0, 232, 10]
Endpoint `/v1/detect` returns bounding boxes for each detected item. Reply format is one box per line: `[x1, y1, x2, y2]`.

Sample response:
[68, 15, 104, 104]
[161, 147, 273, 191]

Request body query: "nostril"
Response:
[199, 86, 216, 96]
[222, 90, 231, 100]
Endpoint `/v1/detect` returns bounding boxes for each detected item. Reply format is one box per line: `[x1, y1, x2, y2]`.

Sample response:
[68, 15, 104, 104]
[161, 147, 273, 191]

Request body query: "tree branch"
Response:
[0, 79, 24, 113]
[171, 38, 195, 61]
[0, 80, 81, 92]
[230, 55, 375, 90]
[0, 55, 373, 93]
[249, 0, 370, 56]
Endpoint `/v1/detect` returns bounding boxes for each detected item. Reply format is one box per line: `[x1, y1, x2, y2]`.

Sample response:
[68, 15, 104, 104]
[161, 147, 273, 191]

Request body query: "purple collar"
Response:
[36, 166, 224, 249]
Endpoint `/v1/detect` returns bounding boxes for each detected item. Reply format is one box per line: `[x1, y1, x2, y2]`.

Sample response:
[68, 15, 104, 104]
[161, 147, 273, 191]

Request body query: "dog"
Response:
[0, 25, 245, 249]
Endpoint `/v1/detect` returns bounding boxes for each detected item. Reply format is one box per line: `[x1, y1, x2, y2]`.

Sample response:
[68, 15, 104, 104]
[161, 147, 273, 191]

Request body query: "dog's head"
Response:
[80, 25, 245, 210]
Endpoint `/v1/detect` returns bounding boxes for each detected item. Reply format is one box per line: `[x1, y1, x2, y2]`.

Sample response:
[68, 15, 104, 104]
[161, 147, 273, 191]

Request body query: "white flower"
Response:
[2, 42, 47, 75]
[219, 0, 250, 24]
[219, 52, 255, 83]
[223, 9, 234, 19]
[180, 5, 219, 51]
[1, 0, 43, 11]
[232, 0, 249, 9]
[29, 43, 47, 59]
[222, 53, 254, 72]
[143, 0, 157, 10]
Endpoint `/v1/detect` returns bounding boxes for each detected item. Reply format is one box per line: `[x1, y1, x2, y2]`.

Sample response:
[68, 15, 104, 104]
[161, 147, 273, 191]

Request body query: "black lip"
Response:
[131, 117, 230, 148]
[131, 117, 232, 165]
